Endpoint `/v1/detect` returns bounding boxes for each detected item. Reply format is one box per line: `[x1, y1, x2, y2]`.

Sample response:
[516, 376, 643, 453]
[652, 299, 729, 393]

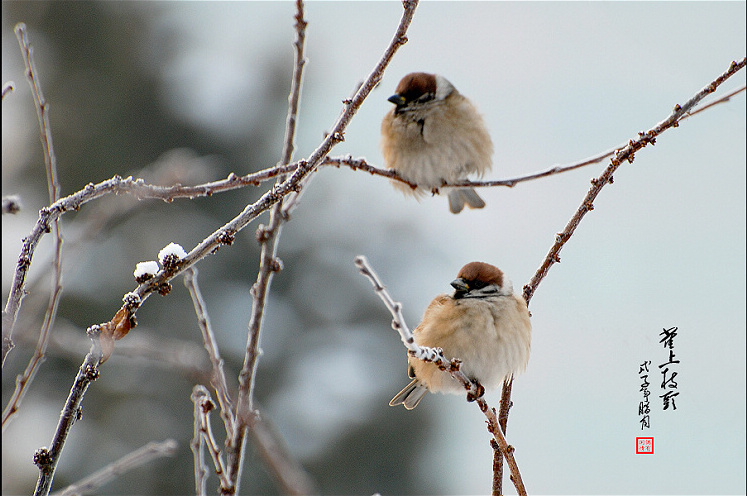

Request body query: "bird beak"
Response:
[450, 278, 469, 292]
[388, 94, 407, 106]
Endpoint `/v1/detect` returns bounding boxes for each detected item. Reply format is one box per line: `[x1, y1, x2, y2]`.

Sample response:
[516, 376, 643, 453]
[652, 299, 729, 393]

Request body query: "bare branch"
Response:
[324, 74, 742, 191]
[3, 22, 65, 433]
[522, 56, 746, 306]
[236, 0, 308, 432]
[185, 269, 318, 495]
[683, 84, 745, 118]
[191, 388, 209, 496]
[493, 377, 513, 494]
[15, 23, 60, 203]
[355, 256, 455, 367]
[184, 268, 236, 440]
[228, 2, 309, 492]
[52, 440, 177, 496]
[15, 23, 65, 367]
[227, 1, 418, 491]
[191, 386, 232, 491]
[324, 152, 614, 190]
[33, 333, 103, 496]
[322, 155, 419, 189]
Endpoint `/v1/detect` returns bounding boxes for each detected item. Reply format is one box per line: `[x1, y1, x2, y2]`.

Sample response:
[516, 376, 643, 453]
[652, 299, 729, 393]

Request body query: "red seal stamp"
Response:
[636, 437, 654, 454]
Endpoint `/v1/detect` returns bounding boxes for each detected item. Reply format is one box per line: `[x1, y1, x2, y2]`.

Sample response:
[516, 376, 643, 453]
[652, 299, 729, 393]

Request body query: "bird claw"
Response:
[466, 382, 485, 402]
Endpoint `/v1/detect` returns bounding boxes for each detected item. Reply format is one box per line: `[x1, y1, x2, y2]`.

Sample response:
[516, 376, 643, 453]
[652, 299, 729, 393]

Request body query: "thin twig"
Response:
[325, 80, 743, 191]
[3, 23, 65, 432]
[491, 437, 503, 496]
[493, 377, 513, 495]
[354, 257, 442, 361]
[191, 387, 209, 496]
[184, 268, 236, 440]
[324, 151, 613, 190]
[238, 0, 307, 437]
[228, 2, 309, 492]
[186, 268, 317, 495]
[682, 84, 745, 119]
[354, 256, 527, 496]
[191, 386, 232, 490]
[476, 396, 526, 496]
[4, 23, 64, 367]
[15, 23, 60, 203]
[51, 439, 177, 496]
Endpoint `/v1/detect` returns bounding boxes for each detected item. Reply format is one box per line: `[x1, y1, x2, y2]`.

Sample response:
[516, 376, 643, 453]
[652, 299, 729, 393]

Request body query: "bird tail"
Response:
[389, 379, 429, 410]
[448, 188, 485, 214]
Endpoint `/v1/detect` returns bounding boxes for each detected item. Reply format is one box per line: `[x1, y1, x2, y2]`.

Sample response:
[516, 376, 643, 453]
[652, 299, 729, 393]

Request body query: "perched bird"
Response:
[390, 262, 531, 409]
[381, 72, 494, 214]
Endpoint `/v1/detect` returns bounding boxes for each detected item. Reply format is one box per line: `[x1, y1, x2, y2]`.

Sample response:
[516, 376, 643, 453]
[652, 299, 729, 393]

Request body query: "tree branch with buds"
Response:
[184, 269, 236, 442]
[228, 1, 308, 490]
[191, 386, 232, 490]
[2, 24, 65, 433]
[522, 56, 746, 306]
[491, 56, 747, 495]
[185, 267, 316, 495]
[32, 335, 103, 496]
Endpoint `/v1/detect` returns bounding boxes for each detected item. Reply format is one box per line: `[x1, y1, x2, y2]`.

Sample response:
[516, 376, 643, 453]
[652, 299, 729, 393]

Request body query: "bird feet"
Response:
[466, 382, 485, 402]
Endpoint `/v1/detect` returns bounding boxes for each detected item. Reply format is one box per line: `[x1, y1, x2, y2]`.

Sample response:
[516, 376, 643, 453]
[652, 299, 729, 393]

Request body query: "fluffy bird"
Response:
[390, 262, 531, 410]
[381, 72, 494, 214]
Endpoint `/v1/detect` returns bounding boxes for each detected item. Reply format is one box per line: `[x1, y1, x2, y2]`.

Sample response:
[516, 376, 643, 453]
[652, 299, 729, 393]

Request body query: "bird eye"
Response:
[415, 92, 435, 104]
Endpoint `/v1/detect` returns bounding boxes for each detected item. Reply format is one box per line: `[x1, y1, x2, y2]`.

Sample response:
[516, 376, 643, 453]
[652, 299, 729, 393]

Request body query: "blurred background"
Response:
[2, 2, 745, 494]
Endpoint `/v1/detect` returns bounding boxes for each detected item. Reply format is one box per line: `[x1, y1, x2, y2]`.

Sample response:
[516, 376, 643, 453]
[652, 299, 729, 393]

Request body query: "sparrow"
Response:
[390, 262, 531, 409]
[380, 72, 494, 214]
